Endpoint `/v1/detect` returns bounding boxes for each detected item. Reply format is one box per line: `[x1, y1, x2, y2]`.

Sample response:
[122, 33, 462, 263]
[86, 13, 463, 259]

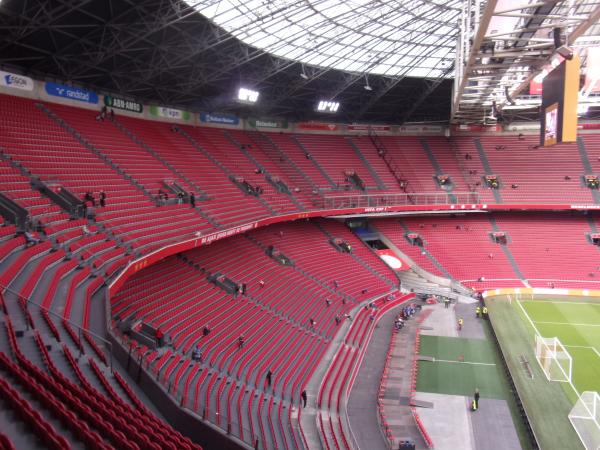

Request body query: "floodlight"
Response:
[238, 87, 259, 104]
[316, 100, 339, 113]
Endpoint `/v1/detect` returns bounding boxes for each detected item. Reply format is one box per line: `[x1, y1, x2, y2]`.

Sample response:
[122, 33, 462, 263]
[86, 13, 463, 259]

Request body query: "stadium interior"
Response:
[0, 1, 600, 450]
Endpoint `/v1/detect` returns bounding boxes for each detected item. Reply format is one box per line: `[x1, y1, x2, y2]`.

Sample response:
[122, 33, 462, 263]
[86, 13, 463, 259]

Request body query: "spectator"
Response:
[335, 315, 341, 326]
[203, 325, 211, 337]
[518, 133, 525, 140]
[156, 328, 164, 347]
[325, 298, 331, 307]
[177, 192, 184, 204]
[301, 390, 307, 408]
[266, 369, 273, 388]
[109, 109, 115, 119]
[238, 334, 245, 349]
[192, 345, 203, 362]
[190, 192, 196, 208]
[82, 224, 92, 236]
[24, 231, 40, 246]
[99, 190, 106, 207]
[259, 280, 265, 288]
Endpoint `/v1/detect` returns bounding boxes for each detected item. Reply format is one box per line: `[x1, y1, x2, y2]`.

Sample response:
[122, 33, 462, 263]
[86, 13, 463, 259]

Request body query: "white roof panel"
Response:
[186, 0, 463, 77]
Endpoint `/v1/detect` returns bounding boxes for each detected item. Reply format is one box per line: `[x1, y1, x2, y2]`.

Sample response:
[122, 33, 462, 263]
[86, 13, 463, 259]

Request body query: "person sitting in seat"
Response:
[192, 345, 203, 362]
[24, 231, 40, 246]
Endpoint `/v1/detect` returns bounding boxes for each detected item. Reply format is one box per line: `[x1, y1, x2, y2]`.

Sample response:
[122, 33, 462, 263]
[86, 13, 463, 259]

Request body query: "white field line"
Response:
[534, 321, 600, 327]
[564, 345, 600, 358]
[432, 358, 496, 366]
[522, 300, 600, 306]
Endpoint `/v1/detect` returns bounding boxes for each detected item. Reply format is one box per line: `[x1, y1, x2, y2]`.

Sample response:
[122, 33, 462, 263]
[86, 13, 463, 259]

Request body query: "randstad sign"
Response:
[45, 82, 98, 104]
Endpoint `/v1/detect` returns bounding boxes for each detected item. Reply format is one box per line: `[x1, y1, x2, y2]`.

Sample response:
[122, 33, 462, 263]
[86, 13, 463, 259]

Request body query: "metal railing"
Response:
[317, 191, 480, 210]
[1, 284, 113, 368]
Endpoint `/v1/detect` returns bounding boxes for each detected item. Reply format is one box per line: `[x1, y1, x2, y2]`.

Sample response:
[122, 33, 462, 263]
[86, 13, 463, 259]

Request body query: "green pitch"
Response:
[486, 296, 600, 450]
[416, 335, 510, 399]
[519, 299, 600, 397]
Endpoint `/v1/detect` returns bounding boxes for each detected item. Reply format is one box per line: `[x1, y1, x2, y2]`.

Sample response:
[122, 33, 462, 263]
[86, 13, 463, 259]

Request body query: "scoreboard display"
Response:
[540, 55, 580, 147]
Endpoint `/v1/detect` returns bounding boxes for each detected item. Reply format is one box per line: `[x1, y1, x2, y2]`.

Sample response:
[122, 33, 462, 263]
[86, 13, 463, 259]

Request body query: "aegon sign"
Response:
[104, 95, 143, 113]
[0, 71, 34, 91]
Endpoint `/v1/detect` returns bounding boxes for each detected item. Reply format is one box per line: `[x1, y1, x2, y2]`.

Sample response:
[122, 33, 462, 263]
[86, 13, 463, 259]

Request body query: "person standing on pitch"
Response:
[474, 388, 480, 409]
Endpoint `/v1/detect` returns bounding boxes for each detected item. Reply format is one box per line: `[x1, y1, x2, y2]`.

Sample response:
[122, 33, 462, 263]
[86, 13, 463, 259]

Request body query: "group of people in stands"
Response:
[82, 190, 106, 215]
[96, 105, 114, 122]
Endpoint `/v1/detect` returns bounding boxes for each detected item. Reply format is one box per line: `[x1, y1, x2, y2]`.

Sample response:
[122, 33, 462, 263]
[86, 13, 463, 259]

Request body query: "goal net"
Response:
[569, 391, 600, 450]
[534, 336, 572, 383]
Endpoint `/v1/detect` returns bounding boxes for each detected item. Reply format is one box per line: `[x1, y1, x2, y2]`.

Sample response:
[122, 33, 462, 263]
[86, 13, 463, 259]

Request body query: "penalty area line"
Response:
[533, 321, 600, 327]
[564, 345, 600, 358]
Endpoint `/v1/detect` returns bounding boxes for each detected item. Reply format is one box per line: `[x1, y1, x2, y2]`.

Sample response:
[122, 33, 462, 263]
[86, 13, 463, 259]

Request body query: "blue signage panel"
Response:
[45, 82, 98, 104]
[200, 112, 239, 125]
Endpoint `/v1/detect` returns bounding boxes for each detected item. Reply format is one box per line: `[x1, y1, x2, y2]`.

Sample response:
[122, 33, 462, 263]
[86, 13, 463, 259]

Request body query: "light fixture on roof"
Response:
[364, 75, 372, 91]
[300, 64, 309, 80]
[237, 87, 259, 104]
[316, 100, 339, 113]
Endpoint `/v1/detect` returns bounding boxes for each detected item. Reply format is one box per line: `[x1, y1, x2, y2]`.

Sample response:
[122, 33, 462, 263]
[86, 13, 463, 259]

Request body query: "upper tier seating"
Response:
[375, 213, 600, 289]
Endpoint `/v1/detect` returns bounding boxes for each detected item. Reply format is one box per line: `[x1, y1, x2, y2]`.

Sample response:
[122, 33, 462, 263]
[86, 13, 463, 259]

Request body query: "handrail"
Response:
[0, 282, 113, 368]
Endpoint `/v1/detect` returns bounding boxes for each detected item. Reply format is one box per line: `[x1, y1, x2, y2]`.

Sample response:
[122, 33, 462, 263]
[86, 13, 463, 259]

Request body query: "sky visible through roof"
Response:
[188, 0, 463, 78]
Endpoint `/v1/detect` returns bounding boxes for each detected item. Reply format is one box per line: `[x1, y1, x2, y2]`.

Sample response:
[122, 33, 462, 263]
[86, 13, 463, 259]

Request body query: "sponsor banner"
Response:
[376, 249, 410, 271]
[578, 122, 600, 130]
[529, 79, 543, 95]
[0, 71, 34, 91]
[584, 47, 600, 93]
[45, 82, 98, 104]
[452, 124, 502, 133]
[398, 125, 443, 133]
[505, 123, 540, 132]
[347, 124, 391, 132]
[248, 118, 288, 129]
[297, 122, 339, 131]
[104, 95, 143, 113]
[200, 112, 239, 125]
[200, 222, 259, 245]
[149, 105, 191, 121]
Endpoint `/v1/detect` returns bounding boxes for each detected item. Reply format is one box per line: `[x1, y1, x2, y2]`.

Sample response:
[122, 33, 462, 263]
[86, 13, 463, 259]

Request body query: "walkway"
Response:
[347, 305, 426, 449]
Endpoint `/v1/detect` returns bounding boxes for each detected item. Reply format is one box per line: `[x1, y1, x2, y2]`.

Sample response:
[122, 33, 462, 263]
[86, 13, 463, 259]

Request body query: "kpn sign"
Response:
[104, 95, 143, 113]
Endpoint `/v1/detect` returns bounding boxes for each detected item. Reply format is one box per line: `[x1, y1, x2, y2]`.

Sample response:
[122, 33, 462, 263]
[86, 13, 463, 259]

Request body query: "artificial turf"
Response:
[416, 335, 509, 399]
[487, 296, 589, 450]
[520, 299, 600, 397]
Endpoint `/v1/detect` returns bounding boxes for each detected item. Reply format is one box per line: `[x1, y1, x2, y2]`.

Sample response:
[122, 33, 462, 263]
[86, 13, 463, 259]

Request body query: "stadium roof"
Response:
[1, 0, 600, 125]
[190, 0, 462, 78]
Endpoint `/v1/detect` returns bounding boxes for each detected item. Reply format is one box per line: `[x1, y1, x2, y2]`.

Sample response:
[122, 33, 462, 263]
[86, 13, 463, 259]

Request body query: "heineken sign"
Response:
[248, 118, 288, 129]
[104, 95, 143, 113]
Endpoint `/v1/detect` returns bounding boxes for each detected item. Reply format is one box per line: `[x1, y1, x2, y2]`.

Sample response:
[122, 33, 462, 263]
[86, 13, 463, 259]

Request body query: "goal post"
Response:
[534, 335, 572, 383]
[569, 391, 600, 450]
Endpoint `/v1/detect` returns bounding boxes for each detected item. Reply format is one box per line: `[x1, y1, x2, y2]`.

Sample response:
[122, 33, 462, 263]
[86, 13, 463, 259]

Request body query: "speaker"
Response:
[553, 27, 562, 49]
